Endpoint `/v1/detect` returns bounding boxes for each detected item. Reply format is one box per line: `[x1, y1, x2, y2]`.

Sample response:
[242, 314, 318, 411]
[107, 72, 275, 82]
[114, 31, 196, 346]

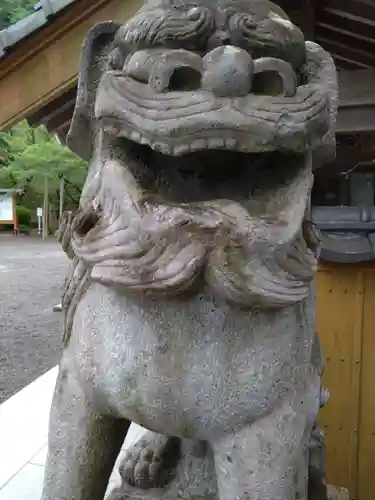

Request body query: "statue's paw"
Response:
[119, 434, 180, 489]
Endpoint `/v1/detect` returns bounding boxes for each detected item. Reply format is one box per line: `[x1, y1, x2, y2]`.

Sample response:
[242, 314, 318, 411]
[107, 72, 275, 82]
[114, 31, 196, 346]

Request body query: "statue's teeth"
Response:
[126, 133, 238, 154]
[207, 138, 225, 149]
[152, 142, 171, 155]
[189, 139, 206, 152]
[173, 144, 190, 156]
[225, 138, 237, 149]
[130, 131, 141, 142]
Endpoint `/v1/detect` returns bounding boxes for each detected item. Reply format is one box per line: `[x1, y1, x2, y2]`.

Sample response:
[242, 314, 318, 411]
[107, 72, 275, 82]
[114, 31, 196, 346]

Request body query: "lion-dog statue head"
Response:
[64, 0, 337, 313]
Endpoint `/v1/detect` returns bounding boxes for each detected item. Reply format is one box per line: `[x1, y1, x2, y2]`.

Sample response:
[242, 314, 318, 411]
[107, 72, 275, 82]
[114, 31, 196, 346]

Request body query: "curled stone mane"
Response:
[66, 155, 319, 307]
[110, 0, 306, 70]
[115, 6, 215, 50]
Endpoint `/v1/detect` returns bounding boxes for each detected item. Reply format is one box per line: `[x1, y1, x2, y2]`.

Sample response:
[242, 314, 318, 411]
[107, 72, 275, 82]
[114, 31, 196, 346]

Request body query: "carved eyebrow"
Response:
[268, 11, 295, 30]
[115, 7, 215, 50]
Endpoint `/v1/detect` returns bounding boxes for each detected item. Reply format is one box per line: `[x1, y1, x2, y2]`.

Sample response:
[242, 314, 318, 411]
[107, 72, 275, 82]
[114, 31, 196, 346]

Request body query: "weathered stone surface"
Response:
[41, 1, 339, 499]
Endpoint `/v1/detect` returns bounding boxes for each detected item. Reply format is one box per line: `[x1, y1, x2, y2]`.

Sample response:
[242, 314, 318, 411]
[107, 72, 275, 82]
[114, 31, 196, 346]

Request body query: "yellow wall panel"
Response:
[316, 267, 363, 497]
[357, 270, 375, 500]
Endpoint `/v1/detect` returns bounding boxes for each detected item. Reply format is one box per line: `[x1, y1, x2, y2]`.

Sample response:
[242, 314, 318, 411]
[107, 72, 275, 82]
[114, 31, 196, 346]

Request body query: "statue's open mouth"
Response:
[95, 44, 331, 159]
[101, 137, 304, 204]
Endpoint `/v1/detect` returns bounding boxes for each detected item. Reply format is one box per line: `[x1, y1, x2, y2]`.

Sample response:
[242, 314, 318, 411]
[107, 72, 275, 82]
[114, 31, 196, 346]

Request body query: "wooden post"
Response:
[43, 175, 49, 240]
[12, 193, 19, 235]
[59, 175, 64, 222]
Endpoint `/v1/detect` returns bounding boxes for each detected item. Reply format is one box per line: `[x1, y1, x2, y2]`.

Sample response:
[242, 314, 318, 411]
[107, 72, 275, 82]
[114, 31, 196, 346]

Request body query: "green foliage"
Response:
[0, 121, 88, 214]
[16, 205, 32, 227]
[0, 0, 36, 30]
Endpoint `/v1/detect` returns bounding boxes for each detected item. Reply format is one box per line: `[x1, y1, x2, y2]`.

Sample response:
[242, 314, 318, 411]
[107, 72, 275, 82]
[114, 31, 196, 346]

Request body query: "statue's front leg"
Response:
[212, 405, 309, 500]
[42, 354, 130, 500]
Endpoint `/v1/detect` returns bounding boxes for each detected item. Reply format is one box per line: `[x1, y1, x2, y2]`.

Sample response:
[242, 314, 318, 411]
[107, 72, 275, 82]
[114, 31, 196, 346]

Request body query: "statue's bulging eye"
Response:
[149, 50, 203, 92]
[125, 49, 170, 83]
[124, 48, 203, 91]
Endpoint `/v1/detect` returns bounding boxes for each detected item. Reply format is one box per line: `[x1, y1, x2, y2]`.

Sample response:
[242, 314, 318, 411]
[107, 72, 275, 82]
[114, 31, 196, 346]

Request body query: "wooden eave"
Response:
[315, 0, 375, 70]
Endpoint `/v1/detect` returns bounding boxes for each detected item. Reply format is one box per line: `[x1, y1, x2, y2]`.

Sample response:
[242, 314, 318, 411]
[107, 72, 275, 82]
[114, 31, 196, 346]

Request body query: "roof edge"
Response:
[0, 0, 77, 59]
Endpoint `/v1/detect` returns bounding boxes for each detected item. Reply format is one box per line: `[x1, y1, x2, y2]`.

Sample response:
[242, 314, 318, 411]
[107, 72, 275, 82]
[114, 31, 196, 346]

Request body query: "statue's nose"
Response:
[201, 45, 253, 98]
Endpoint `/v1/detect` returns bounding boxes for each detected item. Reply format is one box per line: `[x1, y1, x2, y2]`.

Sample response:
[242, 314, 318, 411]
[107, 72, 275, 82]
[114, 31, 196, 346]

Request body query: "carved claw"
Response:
[119, 434, 180, 489]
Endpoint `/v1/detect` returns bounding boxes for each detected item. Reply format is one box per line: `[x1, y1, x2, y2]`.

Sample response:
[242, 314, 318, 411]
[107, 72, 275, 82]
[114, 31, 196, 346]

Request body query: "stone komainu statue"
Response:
[43, 0, 338, 499]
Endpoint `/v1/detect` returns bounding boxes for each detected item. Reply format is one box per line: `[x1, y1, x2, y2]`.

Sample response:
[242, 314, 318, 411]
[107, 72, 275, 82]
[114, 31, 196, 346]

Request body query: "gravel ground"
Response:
[0, 235, 69, 403]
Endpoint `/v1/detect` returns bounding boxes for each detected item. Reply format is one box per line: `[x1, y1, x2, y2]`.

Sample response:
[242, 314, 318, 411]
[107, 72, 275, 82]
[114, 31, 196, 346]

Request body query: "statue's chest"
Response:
[70, 283, 313, 437]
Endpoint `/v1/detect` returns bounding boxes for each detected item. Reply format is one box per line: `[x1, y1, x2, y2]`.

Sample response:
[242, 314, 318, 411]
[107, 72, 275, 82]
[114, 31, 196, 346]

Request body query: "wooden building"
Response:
[1, 0, 375, 498]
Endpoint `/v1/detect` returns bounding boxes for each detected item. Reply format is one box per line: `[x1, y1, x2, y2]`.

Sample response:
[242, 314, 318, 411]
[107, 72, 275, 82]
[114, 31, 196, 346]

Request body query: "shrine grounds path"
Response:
[0, 235, 69, 403]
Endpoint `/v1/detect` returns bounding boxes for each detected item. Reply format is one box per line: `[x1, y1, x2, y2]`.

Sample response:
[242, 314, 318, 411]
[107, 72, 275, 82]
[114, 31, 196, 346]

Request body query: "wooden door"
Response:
[316, 265, 363, 497]
[356, 268, 375, 500]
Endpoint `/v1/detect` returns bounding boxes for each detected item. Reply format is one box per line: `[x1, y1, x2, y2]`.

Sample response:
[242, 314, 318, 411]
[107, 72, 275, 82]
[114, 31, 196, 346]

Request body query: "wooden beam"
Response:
[43, 103, 76, 132]
[28, 86, 77, 126]
[322, 0, 375, 22]
[316, 20, 375, 47]
[336, 70, 375, 133]
[336, 106, 375, 133]
[316, 36, 375, 68]
[316, 23, 375, 59]
[0, 0, 141, 131]
[333, 56, 368, 70]
[316, 7, 375, 41]
[339, 69, 375, 107]
[334, 143, 375, 168]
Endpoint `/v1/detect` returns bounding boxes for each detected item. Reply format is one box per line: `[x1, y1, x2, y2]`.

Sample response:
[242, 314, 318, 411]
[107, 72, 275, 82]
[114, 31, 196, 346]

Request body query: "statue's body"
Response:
[42, 1, 338, 499]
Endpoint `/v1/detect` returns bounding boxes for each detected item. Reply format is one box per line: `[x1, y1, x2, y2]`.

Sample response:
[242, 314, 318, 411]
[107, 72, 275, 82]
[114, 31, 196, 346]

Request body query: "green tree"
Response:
[0, 121, 87, 215]
[0, 0, 37, 30]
